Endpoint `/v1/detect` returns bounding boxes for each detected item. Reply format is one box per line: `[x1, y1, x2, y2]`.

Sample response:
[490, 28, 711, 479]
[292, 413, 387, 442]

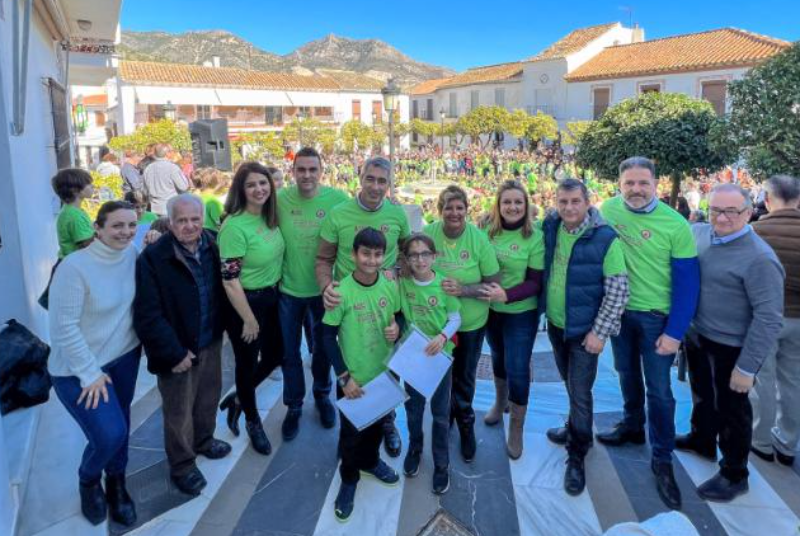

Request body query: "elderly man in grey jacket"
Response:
[143, 144, 189, 215]
[677, 183, 785, 502]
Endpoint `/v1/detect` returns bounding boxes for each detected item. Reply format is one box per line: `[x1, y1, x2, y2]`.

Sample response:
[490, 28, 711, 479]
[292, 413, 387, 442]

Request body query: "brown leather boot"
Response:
[484, 377, 508, 426]
[507, 402, 527, 459]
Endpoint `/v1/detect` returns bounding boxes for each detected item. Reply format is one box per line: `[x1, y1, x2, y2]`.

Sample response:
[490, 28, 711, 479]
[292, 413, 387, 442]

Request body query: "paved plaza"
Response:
[12, 333, 800, 536]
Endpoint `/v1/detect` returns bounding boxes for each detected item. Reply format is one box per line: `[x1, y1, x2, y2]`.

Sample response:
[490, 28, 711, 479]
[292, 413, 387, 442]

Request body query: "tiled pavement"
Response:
[15, 333, 800, 536]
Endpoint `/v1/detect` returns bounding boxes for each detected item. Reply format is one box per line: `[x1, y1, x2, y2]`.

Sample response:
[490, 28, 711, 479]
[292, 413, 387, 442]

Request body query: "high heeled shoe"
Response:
[219, 392, 242, 437]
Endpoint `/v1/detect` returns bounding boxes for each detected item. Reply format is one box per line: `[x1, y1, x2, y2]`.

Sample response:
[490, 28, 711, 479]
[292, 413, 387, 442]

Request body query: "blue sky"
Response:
[121, 0, 800, 72]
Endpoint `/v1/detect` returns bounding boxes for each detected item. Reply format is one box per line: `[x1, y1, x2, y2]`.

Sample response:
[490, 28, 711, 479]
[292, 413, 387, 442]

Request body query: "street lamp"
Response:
[439, 107, 446, 152]
[162, 100, 177, 121]
[296, 109, 306, 147]
[382, 78, 401, 195]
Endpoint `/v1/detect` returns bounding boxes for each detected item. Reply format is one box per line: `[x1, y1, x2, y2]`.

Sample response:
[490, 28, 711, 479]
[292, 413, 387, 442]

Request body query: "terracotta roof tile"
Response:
[565, 28, 791, 82]
[437, 62, 523, 90]
[410, 77, 455, 95]
[73, 94, 108, 106]
[119, 61, 383, 92]
[528, 23, 619, 62]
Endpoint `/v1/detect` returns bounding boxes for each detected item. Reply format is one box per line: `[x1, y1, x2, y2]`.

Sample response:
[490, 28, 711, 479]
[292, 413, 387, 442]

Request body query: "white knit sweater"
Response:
[48, 240, 140, 387]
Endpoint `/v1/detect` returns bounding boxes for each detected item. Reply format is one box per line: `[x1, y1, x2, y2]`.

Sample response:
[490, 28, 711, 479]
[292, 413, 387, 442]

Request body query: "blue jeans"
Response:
[405, 369, 452, 469]
[52, 346, 141, 483]
[451, 327, 486, 427]
[486, 309, 539, 405]
[611, 310, 676, 463]
[279, 293, 331, 409]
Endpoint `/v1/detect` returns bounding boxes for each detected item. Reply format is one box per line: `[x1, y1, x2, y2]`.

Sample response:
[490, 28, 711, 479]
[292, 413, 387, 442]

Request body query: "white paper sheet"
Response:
[336, 372, 408, 431]
[388, 326, 453, 399]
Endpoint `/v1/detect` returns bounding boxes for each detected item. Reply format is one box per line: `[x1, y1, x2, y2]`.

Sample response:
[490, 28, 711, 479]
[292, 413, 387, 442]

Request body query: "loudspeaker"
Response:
[190, 119, 232, 171]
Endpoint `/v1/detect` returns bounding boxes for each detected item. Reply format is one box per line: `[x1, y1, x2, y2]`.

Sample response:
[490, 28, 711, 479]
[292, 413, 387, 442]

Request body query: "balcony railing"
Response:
[526, 104, 557, 118]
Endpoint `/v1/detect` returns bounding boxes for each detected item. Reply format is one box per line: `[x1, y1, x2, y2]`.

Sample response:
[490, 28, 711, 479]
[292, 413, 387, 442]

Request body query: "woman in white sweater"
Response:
[48, 200, 141, 527]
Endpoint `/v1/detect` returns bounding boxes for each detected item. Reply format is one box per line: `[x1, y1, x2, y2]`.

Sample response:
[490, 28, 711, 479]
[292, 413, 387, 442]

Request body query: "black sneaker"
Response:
[334, 482, 356, 522]
[316, 397, 336, 429]
[458, 423, 477, 463]
[246, 419, 272, 456]
[404, 450, 421, 477]
[776, 450, 795, 467]
[282, 408, 302, 441]
[361, 459, 400, 486]
[432, 466, 450, 495]
[383, 423, 402, 458]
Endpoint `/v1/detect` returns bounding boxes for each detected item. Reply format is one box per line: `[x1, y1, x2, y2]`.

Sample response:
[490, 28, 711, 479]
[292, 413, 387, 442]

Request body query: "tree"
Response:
[108, 119, 191, 153]
[561, 120, 594, 146]
[456, 106, 510, 149]
[281, 116, 334, 149]
[524, 111, 558, 146]
[724, 42, 800, 179]
[408, 118, 437, 138]
[232, 132, 284, 166]
[340, 120, 374, 153]
[575, 92, 732, 205]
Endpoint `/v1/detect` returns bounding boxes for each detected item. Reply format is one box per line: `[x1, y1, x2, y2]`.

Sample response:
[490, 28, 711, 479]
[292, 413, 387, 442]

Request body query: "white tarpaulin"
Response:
[133, 86, 220, 105]
[214, 89, 292, 106]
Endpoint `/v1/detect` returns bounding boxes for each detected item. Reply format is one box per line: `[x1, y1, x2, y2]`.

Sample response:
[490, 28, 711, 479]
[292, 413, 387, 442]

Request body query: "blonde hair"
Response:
[488, 180, 533, 239]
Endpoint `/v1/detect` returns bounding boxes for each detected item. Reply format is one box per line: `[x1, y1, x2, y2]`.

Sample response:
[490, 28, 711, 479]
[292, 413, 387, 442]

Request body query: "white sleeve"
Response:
[442, 311, 461, 339]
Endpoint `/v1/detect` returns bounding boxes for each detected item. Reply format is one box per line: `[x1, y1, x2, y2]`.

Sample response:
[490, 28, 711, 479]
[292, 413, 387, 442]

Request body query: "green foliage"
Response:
[525, 111, 558, 143]
[281, 116, 336, 151]
[82, 172, 124, 219]
[724, 42, 800, 179]
[561, 121, 594, 146]
[408, 118, 437, 137]
[108, 119, 191, 153]
[232, 132, 285, 166]
[456, 106, 511, 148]
[576, 92, 732, 201]
[340, 120, 375, 153]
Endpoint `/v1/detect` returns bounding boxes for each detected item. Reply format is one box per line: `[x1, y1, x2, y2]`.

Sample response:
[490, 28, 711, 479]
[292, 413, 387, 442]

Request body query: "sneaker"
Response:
[282, 408, 302, 441]
[432, 466, 450, 495]
[404, 450, 421, 477]
[458, 423, 477, 463]
[361, 459, 400, 486]
[316, 397, 336, 429]
[334, 482, 356, 522]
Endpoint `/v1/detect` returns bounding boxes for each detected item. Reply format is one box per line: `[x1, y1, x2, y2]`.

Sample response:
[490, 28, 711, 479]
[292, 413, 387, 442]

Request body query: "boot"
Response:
[483, 377, 508, 426]
[507, 402, 527, 460]
[105, 473, 136, 526]
[79, 480, 107, 526]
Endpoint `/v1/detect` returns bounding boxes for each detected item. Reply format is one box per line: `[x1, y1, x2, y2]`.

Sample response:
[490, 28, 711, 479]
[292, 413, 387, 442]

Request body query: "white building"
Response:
[71, 88, 111, 166]
[0, 1, 122, 532]
[411, 23, 790, 144]
[109, 60, 410, 146]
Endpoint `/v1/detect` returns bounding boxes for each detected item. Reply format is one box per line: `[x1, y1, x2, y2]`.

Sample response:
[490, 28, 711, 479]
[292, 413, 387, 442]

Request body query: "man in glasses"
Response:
[678, 183, 785, 502]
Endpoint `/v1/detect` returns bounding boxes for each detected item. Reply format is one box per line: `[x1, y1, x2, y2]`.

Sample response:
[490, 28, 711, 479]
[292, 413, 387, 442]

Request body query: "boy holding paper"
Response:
[322, 227, 402, 521]
[398, 234, 461, 494]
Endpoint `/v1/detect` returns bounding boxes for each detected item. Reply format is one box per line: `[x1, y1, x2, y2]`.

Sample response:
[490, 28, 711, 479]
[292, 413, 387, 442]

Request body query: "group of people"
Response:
[44, 145, 799, 526]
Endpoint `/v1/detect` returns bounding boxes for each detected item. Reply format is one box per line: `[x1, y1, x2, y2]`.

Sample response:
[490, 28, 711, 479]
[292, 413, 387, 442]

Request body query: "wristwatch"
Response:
[337, 373, 351, 388]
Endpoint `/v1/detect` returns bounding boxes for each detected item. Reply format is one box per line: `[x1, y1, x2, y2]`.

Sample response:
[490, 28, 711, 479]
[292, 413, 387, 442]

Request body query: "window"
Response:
[197, 105, 212, 119]
[426, 98, 434, 120]
[48, 78, 71, 169]
[313, 107, 333, 119]
[701, 81, 727, 117]
[592, 87, 610, 120]
[495, 88, 505, 107]
[449, 93, 457, 118]
[639, 83, 661, 94]
[412, 100, 419, 119]
[352, 100, 361, 121]
[265, 106, 282, 125]
[534, 88, 554, 116]
[94, 111, 106, 127]
[372, 101, 383, 122]
[298, 106, 312, 117]
[470, 90, 479, 110]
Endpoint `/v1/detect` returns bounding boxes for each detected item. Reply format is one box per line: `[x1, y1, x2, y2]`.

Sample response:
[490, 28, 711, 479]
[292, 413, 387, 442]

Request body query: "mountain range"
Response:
[118, 30, 455, 87]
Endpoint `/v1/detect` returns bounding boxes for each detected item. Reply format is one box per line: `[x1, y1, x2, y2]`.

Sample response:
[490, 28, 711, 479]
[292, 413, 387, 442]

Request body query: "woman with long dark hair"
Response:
[217, 162, 285, 456]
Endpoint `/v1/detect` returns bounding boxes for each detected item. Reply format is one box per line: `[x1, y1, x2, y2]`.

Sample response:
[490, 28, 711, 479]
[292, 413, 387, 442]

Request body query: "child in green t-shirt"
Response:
[52, 168, 95, 258]
[322, 227, 402, 522]
[398, 233, 460, 495]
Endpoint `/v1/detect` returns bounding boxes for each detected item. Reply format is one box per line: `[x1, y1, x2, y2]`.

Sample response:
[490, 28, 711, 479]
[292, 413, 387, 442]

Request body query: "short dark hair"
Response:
[96, 200, 134, 227]
[619, 156, 656, 180]
[765, 174, 800, 203]
[124, 190, 150, 206]
[293, 147, 322, 167]
[225, 161, 278, 228]
[51, 168, 93, 203]
[353, 227, 386, 253]
[556, 178, 590, 201]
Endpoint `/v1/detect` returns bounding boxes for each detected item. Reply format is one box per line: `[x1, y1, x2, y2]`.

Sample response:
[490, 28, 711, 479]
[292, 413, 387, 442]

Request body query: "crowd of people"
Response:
[44, 143, 799, 528]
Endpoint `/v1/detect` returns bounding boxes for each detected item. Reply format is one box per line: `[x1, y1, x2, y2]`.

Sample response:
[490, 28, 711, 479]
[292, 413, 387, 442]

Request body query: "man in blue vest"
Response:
[541, 179, 629, 495]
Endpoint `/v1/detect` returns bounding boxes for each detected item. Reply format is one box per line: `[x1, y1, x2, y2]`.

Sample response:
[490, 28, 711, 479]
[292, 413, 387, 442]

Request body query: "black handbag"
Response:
[0, 319, 52, 415]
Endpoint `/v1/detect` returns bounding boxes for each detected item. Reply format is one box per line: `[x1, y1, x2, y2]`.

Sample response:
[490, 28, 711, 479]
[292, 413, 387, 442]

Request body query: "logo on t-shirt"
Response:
[380, 224, 390, 234]
[510, 243, 519, 252]
[459, 250, 470, 261]
[378, 297, 388, 309]
[641, 229, 652, 240]
[427, 296, 439, 307]
[316, 209, 326, 219]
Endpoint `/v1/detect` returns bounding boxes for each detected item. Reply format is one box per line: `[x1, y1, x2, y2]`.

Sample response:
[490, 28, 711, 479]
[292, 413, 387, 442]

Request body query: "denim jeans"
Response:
[52, 346, 142, 483]
[279, 293, 331, 409]
[450, 327, 486, 427]
[405, 369, 452, 469]
[486, 309, 538, 405]
[337, 387, 388, 484]
[228, 286, 283, 422]
[548, 324, 598, 459]
[610, 310, 676, 463]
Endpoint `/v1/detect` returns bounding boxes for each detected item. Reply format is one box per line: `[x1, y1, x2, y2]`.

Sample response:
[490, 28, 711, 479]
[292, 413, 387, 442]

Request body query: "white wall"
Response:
[564, 67, 751, 122]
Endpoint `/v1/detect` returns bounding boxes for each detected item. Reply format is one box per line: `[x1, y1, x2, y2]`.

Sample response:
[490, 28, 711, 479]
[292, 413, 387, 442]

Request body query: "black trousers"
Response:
[338, 386, 387, 484]
[228, 286, 284, 422]
[685, 329, 752, 482]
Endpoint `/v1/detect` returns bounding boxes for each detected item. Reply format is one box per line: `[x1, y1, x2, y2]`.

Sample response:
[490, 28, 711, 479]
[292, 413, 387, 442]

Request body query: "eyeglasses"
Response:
[406, 252, 434, 261]
[709, 207, 749, 218]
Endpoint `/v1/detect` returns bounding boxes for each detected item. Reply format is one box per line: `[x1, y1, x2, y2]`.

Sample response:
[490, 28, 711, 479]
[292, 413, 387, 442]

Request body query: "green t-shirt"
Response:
[600, 196, 696, 313]
[201, 192, 225, 232]
[138, 211, 158, 225]
[218, 212, 285, 290]
[56, 204, 95, 258]
[322, 274, 401, 385]
[278, 186, 349, 297]
[319, 198, 411, 281]
[398, 272, 461, 354]
[487, 227, 545, 314]
[423, 221, 500, 331]
[546, 225, 627, 329]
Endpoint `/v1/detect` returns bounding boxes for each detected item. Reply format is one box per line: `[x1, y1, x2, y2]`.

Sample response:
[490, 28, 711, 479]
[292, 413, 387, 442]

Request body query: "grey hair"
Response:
[765, 174, 800, 203]
[619, 156, 656, 180]
[556, 178, 589, 201]
[154, 143, 169, 158]
[361, 156, 392, 179]
[710, 183, 753, 208]
[167, 193, 204, 222]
